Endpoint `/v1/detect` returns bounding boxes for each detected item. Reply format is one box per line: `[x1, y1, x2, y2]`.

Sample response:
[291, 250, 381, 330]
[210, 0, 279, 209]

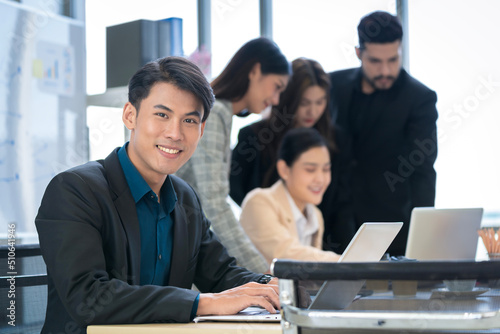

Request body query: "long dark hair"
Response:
[211, 37, 290, 101]
[261, 58, 335, 187]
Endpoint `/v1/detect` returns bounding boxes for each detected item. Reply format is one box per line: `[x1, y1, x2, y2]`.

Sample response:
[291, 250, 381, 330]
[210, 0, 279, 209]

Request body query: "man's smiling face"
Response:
[123, 81, 205, 189]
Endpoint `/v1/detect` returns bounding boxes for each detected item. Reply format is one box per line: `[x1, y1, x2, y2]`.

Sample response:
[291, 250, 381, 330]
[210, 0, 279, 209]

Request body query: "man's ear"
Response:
[122, 102, 137, 130]
[276, 159, 290, 182]
[355, 47, 362, 60]
[249, 62, 262, 81]
[200, 120, 206, 138]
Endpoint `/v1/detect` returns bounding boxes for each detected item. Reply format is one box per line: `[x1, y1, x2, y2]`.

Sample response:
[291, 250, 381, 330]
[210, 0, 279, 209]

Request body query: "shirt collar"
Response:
[118, 142, 178, 212]
[118, 143, 150, 203]
[283, 184, 308, 222]
[282, 184, 319, 244]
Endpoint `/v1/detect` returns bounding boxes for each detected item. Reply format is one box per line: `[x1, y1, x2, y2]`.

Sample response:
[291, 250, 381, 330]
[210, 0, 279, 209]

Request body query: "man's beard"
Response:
[363, 72, 397, 91]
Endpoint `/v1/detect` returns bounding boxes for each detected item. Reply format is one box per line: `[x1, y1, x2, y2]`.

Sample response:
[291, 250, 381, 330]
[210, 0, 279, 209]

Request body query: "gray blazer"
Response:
[36, 148, 261, 333]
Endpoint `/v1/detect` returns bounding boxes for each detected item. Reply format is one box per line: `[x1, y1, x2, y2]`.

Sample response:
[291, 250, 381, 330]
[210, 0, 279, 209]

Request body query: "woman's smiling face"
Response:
[278, 146, 331, 212]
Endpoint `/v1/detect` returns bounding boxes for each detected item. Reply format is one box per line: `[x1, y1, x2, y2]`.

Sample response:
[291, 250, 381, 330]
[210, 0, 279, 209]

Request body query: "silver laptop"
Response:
[309, 222, 403, 310]
[193, 307, 280, 323]
[405, 207, 483, 261]
[194, 222, 402, 322]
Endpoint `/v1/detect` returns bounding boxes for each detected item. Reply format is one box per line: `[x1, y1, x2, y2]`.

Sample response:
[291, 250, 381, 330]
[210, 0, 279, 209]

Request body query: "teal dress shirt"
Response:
[118, 143, 177, 286]
[117, 143, 199, 318]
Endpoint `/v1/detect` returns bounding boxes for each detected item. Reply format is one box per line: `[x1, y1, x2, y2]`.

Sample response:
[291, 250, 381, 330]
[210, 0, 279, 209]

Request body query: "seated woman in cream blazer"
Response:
[240, 128, 341, 265]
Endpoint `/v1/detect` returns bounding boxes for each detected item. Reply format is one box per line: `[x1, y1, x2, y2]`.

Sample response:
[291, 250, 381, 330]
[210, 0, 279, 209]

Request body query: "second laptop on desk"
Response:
[405, 207, 484, 261]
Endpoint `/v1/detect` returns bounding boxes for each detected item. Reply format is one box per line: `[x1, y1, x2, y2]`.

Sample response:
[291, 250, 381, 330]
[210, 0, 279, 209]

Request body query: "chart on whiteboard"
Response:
[0, 3, 87, 236]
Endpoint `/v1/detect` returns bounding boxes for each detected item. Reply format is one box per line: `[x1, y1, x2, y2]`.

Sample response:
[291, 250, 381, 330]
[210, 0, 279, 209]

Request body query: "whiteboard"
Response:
[0, 2, 87, 235]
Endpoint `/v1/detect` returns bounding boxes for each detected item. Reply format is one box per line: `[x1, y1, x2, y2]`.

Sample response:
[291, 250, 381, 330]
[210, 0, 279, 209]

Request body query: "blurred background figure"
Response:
[328, 11, 438, 255]
[176, 37, 290, 273]
[239, 128, 341, 264]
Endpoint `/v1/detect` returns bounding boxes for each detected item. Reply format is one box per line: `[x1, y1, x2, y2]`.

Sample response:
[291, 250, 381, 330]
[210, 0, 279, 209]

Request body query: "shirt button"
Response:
[150, 195, 154, 199]
[159, 254, 162, 260]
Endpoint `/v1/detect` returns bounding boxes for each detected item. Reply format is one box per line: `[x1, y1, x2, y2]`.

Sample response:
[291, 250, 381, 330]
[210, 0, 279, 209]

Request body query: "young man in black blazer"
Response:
[327, 11, 438, 256]
[35, 57, 277, 333]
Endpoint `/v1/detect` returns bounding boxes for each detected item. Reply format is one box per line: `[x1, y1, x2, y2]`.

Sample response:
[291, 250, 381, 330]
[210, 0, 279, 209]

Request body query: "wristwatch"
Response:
[257, 274, 273, 284]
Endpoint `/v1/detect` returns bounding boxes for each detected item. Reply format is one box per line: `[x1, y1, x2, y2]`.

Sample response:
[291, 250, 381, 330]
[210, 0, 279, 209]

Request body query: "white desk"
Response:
[87, 322, 281, 334]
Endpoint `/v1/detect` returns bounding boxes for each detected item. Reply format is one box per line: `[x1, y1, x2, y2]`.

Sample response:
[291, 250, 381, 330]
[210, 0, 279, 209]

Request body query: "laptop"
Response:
[193, 307, 280, 323]
[194, 222, 402, 322]
[308, 222, 403, 310]
[405, 207, 483, 261]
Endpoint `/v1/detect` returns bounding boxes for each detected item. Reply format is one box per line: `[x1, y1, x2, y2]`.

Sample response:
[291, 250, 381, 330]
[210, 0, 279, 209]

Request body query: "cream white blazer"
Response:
[240, 180, 340, 265]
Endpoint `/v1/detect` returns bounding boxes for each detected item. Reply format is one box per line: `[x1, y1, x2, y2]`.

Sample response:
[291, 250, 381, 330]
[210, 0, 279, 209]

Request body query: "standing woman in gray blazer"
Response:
[176, 38, 290, 273]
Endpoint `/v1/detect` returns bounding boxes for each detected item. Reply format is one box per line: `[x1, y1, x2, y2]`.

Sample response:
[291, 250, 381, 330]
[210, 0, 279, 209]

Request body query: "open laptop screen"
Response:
[405, 207, 483, 261]
[309, 222, 403, 310]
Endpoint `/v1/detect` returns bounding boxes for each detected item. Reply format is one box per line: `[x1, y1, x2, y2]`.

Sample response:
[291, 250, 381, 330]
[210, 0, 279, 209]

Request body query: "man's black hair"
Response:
[128, 57, 215, 122]
[358, 11, 403, 49]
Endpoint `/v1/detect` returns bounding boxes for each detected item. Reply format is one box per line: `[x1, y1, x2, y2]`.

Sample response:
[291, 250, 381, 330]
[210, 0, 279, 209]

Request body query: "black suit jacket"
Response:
[35, 148, 261, 333]
[329, 68, 438, 255]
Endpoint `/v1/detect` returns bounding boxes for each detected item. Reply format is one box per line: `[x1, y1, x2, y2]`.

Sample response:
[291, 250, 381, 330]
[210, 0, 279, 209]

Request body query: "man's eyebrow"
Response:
[186, 110, 202, 119]
[154, 104, 173, 112]
[153, 105, 202, 119]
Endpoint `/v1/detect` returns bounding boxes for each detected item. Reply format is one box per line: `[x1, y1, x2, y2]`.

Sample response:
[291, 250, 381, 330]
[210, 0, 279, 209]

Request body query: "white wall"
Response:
[408, 0, 500, 213]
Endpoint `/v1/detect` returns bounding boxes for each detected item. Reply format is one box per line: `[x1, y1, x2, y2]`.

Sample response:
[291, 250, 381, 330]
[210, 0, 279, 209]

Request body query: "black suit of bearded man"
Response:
[328, 67, 438, 256]
[35, 148, 262, 333]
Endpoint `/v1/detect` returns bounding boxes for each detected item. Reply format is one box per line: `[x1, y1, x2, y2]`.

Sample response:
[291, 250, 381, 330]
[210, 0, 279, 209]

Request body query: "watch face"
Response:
[259, 275, 272, 284]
